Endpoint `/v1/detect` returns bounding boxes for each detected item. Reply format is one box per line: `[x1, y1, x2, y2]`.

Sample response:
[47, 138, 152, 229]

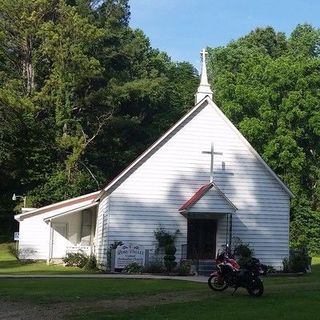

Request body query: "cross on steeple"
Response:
[195, 48, 213, 104]
[202, 143, 223, 183]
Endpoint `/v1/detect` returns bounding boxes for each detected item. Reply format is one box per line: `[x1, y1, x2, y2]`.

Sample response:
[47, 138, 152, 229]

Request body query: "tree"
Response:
[0, 0, 198, 237]
[207, 25, 320, 253]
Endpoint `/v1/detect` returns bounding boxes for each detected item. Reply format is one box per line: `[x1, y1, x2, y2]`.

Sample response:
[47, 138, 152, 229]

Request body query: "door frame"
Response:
[187, 218, 217, 260]
[51, 222, 69, 259]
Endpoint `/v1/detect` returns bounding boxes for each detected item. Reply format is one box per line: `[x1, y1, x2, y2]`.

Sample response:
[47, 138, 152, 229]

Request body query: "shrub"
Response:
[154, 227, 179, 252]
[7, 244, 36, 263]
[83, 254, 97, 271]
[266, 265, 276, 273]
[144, 261, 164, 273]
[282, 257, 289, 273]
[176, 260, 192, 275]
[123, 262, 144, 273]
[289, 248, 310, 272]
[63, 252, 88, 268]
[282, 248, 311, 273]
[164, 244, 177, 272]
[233, 239, 254, 266]
[7, 244, 20, 260]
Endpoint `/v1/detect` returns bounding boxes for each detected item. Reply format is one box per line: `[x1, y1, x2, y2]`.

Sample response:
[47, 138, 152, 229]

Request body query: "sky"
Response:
[129, 0, 320, 68]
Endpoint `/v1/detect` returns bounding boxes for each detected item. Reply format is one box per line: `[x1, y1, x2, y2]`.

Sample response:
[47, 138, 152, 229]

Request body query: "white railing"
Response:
[66, 245, 92, 255]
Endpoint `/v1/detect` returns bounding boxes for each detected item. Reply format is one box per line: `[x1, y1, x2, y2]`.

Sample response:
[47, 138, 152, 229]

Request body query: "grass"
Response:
[0, 278, 205, 303]
[0, 243, 87, 274]
[1, 243, 320, 319]
[69, 259, 320, 320]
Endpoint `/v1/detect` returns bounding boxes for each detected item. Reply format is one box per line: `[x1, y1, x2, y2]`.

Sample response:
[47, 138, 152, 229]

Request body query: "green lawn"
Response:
[69, 261, 320, 320]
[1, 242, 320, 320]
[0, 243, 88, 274]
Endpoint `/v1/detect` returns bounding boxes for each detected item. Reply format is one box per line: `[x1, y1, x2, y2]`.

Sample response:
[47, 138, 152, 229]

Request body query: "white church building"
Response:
[15, 50, 293, 269]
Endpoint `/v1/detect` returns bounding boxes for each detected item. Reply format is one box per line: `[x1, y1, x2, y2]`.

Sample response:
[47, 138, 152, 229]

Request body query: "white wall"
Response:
[18, 214, 51, 259]
[18, 204, 94, 260]
[101, 101, 290, 268]
[95, 196, 109, 266]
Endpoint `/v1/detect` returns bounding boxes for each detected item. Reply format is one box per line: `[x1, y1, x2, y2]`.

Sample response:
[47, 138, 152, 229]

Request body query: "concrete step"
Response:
[196, 260, 216, 276]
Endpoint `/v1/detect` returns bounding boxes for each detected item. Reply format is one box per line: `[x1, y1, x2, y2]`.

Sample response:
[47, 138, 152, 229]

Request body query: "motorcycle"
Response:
[208, 250, 266, 297]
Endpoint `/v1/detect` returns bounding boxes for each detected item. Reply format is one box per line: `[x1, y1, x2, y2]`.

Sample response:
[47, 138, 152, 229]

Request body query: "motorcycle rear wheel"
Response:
[208, 275, 228, 291]
[247, 278, 264, 297]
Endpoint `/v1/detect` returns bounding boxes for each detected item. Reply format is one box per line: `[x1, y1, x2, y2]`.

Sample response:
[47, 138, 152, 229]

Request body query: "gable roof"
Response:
[14, 191, 99, 221]
[96, 96, 293, 200]
[179, 181, 237, 212]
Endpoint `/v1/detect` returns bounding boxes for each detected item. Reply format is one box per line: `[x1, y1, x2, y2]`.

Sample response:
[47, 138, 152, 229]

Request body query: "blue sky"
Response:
[129, 0, 320, 68]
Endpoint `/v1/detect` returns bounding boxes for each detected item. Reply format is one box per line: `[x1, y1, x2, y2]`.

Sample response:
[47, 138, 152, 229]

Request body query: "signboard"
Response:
[115, 243, 145, 269]
[14, 232, 19, 241]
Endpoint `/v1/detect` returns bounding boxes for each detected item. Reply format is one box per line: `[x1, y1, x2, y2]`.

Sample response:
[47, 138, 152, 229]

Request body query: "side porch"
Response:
[44, 203, 98, 264]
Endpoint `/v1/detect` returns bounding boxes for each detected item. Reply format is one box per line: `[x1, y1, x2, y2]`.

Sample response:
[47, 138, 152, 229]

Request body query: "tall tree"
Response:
[208, 25, 320, 254]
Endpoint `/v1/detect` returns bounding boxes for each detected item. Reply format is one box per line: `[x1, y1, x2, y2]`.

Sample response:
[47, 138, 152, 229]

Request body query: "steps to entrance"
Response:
[195, 260, 216, 276]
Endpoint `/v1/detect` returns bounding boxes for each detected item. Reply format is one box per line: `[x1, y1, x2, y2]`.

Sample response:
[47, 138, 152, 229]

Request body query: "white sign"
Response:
[115, 243, 145, 269]
[14, 232, 19, 241]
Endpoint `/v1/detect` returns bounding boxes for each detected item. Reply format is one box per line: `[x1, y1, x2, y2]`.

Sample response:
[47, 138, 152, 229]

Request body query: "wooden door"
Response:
[52, 223, 68, 258]
[187, 219, 216, 259]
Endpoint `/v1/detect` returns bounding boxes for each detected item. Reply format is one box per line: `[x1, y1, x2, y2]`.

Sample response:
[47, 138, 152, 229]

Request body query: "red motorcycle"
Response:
[208, 250, 265, 297]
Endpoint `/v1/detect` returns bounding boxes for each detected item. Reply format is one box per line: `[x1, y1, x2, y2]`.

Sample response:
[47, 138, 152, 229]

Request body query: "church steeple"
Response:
[195, 48, 213, 104]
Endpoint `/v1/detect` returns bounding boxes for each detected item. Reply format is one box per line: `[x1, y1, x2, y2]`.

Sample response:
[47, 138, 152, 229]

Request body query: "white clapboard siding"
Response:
[95, 196, 109, 265]
[100, 100, 290, 268]
[18, 210, 83, 259]
[19, 214, 51, 259]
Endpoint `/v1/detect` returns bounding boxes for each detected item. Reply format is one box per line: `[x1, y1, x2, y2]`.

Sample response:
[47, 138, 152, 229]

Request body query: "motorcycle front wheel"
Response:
[247, 278, 264, 297]
[208, 274, 228, 291]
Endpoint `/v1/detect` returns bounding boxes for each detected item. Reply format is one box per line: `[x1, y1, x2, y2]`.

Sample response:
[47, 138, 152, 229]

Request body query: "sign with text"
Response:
[115, 243, 145, 269]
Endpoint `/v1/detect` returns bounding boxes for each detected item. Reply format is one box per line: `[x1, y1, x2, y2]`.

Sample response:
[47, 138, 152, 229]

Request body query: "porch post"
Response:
[229, 213, 233, 249]
[47, 220, 53, 265]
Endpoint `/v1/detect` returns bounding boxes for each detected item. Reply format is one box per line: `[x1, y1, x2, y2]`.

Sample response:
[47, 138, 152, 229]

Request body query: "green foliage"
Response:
[176, 260, 192, 275]
[233, 238, 254, 266]
[154, 227, 180, 251]
[143, 261, 164, 274]
[7, 244, 20, 261]
[290, 208, 320, 256]
[83, 254, 98, 271]
[283, 249, 311, 273]
[154, 227, 179, 272]
[282, 257, 289, 273]
[0, 0, 198, 239]
[63, 252, 88, 268]
[208, 25, 320, 254]
[163, 243, 177, 272]
[122, 262, 144, 273]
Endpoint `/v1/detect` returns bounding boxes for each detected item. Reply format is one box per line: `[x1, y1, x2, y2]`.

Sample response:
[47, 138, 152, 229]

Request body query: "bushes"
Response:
[233, 238, 254, 266]
[7, 244, 36, 263]
[143, 261, 164, 273]
[164, 244, 177, 272]
[7, 244, 20, 260]
[63, 252, 97, 270]
[123, 262, 144, 273]
[154, 227, 179, 272]
[282, 248, 311, 273]
[290, 207, 320, 256]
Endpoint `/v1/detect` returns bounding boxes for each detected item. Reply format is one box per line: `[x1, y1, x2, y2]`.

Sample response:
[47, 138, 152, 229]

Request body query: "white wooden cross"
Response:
[202, 143, 234, 182]
[202, 142, 223, 183]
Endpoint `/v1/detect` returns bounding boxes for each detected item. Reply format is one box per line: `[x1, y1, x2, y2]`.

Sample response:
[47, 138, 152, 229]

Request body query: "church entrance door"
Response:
[187, 219, 216, 260]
